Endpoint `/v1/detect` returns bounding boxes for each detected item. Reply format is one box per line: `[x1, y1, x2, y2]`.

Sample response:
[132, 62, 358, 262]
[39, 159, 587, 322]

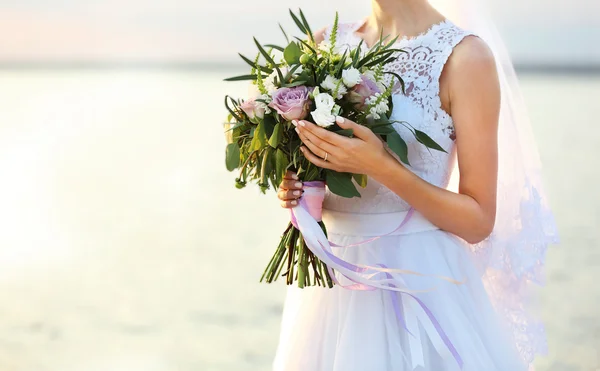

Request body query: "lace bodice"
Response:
[322, 18, 474, 213]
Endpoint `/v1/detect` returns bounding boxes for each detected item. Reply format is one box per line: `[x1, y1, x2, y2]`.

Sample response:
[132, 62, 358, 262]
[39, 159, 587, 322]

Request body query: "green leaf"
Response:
[281, 80, 308, 88]
[325, 170, 361, 198]
[387, 132, 410, 165]
[269, 123, 283, 148]
[334, 49, 348, 77]
[352, 39, 364, 65]
[289, 9, 308, 35]
[293, 37, 317, 55]
[250, 121, 268, 151]
[283, 63, 302, 81]
[264, 44, 285, 52]
[254, 38, 284, 84]
[352, 173, 368, 188]
[225, 142, 240, 171]
[224, 95, 243, 122]
[414, 129, 447, 153]
[298, 8, 314, 43]
[263, 115, 277, 137]
[279, 23, 290, 43]
[284, 41, 303, 65]
[238, 53, 270, 73]
[370, 123, 394, 135]
[223, 74, 262, 82]
[384, 71, 405, 94]
[363, 50, 396, 68]
[335, 128, 354, 137]
[275, 148, 289, 182]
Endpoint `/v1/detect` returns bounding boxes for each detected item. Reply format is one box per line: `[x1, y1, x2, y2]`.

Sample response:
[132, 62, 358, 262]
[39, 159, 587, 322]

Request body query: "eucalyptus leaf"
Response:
[269, 123, 283, 148]
[325, 170, 361, 198]
[284, 41, 303, 65]
[263, 115, 277, 137]
[371, 123, 394, 135]
[250, 121, 268, 151]
[387, 132, 410, 165]
[414, 129, 447, 153]
[225, 142, 240, 171]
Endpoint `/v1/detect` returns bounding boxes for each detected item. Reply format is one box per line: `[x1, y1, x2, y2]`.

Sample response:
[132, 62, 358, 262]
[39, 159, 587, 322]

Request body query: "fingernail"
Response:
[294, 182, 302, 188]
[292, 120, 298, 126]
[336, 116, 344, 124]
[300, 147, 305, 152]
[291, 200, 298, 205]
[295, 127, 300, 134]
[298, 120, 306, 127]
[293, 190, 301, 196]
[292, 173, 298, 180]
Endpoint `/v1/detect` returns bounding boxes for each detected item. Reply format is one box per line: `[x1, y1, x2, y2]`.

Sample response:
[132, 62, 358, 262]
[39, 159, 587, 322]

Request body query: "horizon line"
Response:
[1, 60, 599, 75]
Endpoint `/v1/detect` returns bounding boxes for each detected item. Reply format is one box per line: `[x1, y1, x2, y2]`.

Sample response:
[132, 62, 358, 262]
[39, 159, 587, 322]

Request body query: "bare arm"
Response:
[295, 36, 501, 244]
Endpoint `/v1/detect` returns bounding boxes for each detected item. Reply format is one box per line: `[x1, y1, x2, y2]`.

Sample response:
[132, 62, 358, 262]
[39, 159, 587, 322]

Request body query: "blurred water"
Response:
[0, 69, 597, 371]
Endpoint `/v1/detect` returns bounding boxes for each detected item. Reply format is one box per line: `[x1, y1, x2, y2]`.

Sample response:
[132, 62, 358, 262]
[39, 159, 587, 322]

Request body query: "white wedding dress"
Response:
[273, 19, 532, 371]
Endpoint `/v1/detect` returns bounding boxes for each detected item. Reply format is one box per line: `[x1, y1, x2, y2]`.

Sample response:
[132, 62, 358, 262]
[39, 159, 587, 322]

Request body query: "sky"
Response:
[0, 0, 598, 65]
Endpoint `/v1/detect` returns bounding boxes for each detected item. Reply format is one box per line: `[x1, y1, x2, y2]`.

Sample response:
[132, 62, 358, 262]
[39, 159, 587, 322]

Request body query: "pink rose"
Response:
[346, 75, 382, 111]
[268, 86, 312, 122]
[240, 97, 265, 122]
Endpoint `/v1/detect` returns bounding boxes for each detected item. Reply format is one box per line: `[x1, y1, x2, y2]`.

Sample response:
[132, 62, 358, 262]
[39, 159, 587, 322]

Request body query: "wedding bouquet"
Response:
[223, 9, 444, 288]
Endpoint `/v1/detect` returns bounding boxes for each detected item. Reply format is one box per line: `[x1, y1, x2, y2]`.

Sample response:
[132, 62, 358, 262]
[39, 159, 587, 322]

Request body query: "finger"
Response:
[280, 199, 298, 208]
[279, 178, 304, 190]
[297, 129, 330, 161]
[283, 170, 299, 180]
[296, 125, 339, 157]
[277, 189, 303, 201]
[335, 116, 372, 141]
[294, 119, 348, 146]
[300, 146, 338, 171]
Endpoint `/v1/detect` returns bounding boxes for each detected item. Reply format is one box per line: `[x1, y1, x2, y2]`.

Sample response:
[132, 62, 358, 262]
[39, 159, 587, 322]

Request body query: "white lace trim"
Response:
[322, 19, 473, 214]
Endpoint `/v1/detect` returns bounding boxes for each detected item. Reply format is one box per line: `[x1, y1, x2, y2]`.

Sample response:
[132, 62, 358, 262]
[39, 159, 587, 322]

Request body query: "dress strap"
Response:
[430, 24, 478, 92]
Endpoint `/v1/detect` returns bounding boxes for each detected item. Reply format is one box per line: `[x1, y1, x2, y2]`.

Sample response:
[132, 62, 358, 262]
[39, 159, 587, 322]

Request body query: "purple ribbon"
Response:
[288, 181, 464, 369]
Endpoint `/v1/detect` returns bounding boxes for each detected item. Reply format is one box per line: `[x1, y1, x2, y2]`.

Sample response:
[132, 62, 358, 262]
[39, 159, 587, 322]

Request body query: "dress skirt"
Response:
[272, 208, 529, 371]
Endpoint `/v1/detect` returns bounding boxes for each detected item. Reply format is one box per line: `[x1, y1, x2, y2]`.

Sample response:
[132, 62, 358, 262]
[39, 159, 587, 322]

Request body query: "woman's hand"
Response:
[277, 170, 303, 208]
[293, 116, 391, 176]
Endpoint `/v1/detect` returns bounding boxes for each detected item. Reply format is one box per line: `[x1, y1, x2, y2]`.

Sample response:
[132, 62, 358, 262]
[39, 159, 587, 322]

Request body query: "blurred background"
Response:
[0, 1, 597, 370]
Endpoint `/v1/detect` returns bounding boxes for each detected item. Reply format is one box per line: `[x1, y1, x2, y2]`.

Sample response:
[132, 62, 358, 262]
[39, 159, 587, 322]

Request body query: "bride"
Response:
[272, 0, 558, 370]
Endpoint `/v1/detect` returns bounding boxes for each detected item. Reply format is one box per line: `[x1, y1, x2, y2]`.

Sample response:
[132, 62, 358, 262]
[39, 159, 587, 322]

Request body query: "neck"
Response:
[366, 0, 444, 38]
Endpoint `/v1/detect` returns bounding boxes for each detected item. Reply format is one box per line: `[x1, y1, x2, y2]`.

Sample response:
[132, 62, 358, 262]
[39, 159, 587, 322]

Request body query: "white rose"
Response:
[320, 75, 340, 92]
[313, 93, 335, 111]
[311, 108, 336, 127]
[342, 67, 362, 88]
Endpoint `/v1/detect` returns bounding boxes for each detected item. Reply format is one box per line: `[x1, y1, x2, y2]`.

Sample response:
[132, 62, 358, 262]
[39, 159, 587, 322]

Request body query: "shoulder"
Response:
[444, 34, 500, 100]
[446, 34, 498, 84]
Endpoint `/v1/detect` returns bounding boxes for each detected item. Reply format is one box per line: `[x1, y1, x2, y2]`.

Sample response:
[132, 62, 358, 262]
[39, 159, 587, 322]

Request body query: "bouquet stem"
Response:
[260, 221, 334, 288]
